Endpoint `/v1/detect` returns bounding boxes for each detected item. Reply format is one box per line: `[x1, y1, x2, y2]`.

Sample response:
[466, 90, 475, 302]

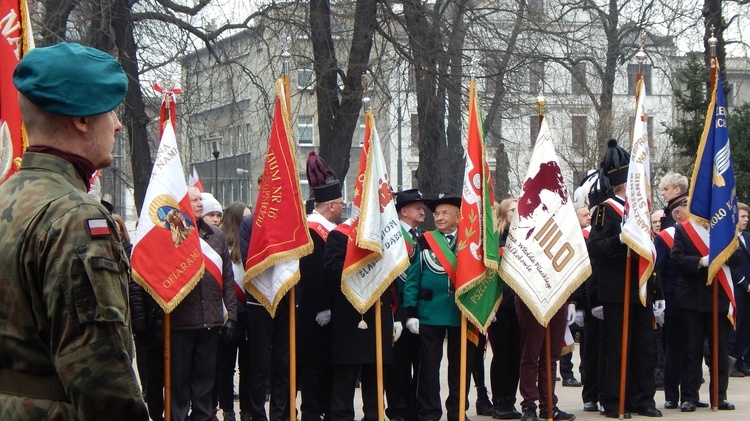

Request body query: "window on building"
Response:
[573, 170, 587, 187]
[298, 116, 315, 145]
[530, 116, 540, 147]
[572, 116, 587, 152]
[571, 62, 586, 95]
[627, 64, 652, 95]
[298, 65, 314, 90]
[410, 113, 419, 146]
[530, 61, 545, 94]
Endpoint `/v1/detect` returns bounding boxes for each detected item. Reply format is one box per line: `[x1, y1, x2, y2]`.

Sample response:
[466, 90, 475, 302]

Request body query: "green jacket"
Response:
[0, 153, 148, 420]
[402, 230, 462, 327]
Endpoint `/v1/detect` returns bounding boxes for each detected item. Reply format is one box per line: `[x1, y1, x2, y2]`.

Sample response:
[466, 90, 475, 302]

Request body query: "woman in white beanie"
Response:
[201, 192, 223, 226]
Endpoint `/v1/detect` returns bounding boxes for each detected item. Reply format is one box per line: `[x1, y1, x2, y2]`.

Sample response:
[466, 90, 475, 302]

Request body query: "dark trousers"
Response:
[729, 289, 750, 363]
[385, 329, 420, 421]
[680, 309, 730, 403]
[472, 334, 488, 388]
[247, 303, 291, 421]
[559, 324, 583, 381]
[417, 324, 476, 421]
[662, 312, 685, 403]
[217, 311, 251, 413]
[331, 364, 382, 421]
[488, 302, 521, 401]
[600, 302, 656, 414]
[516, 297, 566, 411]
[145, 344, 165, 421]
[581, 311, 602, 405]
[299, 365, 333, 421]
[171, 328, 220, 421]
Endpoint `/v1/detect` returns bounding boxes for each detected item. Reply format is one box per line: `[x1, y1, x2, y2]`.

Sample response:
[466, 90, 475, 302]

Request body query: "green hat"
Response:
[13, 42, 127, 117]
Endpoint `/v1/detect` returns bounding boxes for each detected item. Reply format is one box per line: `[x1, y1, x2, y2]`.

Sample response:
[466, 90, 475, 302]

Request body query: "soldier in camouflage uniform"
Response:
[0, 43, 148, 420]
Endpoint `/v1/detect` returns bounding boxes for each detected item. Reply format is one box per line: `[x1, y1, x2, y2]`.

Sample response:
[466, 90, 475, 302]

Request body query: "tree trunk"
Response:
[112, 0, 152, 214]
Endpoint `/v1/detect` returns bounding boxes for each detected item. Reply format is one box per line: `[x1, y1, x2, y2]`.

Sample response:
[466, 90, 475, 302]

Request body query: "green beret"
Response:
[13, 42, 127, 117]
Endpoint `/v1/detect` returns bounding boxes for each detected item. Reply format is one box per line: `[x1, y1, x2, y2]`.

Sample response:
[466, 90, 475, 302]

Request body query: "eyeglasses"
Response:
[433, 210, 459, 218]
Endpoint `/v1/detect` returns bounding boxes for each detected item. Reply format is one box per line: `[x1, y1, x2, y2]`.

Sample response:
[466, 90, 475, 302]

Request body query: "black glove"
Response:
[220, 320, 237, 344]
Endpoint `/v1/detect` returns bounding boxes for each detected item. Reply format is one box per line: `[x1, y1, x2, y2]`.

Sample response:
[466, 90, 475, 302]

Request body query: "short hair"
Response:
[658, 172, 689, 193]
[739, 202, 750, 213]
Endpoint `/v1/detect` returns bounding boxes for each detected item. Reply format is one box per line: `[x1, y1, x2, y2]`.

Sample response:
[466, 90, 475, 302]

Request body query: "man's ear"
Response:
[71, 116, 90, 133]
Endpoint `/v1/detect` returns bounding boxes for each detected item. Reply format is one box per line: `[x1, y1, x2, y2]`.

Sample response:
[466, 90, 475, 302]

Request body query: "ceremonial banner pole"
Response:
[281, 47, 298, 421]
[618, 251, 632, 418]
[459, 316, 467, 421]
[707, 32, 723, 410]
[535, 84, 554, 420]
[164, 313, 171, 421]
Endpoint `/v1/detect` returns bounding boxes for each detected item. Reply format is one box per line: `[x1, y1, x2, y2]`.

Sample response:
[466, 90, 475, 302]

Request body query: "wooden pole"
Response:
[544, 326, 553, 421]
[376, 302, 385, 421]
[712, 275, 719, 410]
[164, 313, 171, 421]
[459, 316, 467, 421]
[618, 250, 632, 418]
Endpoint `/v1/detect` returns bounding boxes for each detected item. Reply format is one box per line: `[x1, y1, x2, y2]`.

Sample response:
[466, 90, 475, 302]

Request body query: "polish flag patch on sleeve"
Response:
[87, 219, 111, 237]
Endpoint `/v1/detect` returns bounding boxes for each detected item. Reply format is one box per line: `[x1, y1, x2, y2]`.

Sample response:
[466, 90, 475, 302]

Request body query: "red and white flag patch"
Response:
[87, 219, 111, 237]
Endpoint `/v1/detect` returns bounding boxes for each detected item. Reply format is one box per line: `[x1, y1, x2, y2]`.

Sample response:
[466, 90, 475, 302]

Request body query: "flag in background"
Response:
[498, 116, 591, 326]
[455, 79, 503, 332]
[153, 79, 181, 138]
[188, 167, 205, 192]
[688, 60, 738, 323]
[621, 77, 656, 306]
[244, 80, 312, 317]
[131, 122, 205, 312]
[341, 109, 409, 313]
[0, 0, 34, 182]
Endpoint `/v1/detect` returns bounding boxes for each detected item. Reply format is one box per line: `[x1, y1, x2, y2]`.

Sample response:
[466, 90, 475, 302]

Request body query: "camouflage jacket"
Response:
[0, 153, 148, 420]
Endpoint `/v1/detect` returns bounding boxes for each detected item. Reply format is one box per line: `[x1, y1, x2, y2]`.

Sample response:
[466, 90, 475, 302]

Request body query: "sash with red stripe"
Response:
[582, 226, 591, 239]
[423, 231, 457, 286]
[402, 226, 415, 257]
[604, 198, 624, 217]
[308, 221, 331, 242]
[657, 227, 675, 249]
[200, 238, 223, 288]
[681, 221, 736, 324]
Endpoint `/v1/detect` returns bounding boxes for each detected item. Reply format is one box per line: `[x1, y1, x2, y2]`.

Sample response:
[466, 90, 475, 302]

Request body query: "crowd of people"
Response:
[2, 42, 750, 421]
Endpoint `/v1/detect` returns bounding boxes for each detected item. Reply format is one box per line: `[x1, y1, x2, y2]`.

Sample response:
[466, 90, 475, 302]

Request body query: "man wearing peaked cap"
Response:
[0, 43, 148, 419]
[587, 139, 662, 418]
[403, 192, 477, 421]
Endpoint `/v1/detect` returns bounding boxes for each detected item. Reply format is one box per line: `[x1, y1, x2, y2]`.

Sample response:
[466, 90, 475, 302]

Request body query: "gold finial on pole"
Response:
[536, 80, 546, 118]
[636, 32, 647, 73]
[362, 96, 371, 113]
[281, 36, 291, 76]
[708, 25, 718, 60]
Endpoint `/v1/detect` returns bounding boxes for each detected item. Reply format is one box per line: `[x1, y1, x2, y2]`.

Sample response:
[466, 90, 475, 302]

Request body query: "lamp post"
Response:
[212, 141, 220, 199]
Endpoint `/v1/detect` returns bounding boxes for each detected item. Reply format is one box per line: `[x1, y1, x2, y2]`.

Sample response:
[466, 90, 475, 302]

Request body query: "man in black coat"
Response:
[671, 218, 740, 411]
[729, 202, 750, 376]
[324, 222, 396, 421]
[588, 176, 661, 417]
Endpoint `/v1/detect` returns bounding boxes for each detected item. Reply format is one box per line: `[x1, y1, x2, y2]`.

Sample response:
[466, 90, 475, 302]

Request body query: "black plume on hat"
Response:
[306, 151, 342, 203]
[598, 139, 630, 193]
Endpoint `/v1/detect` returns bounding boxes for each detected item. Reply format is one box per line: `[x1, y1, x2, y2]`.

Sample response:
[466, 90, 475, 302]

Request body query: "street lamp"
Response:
[212, 141, 220, 199]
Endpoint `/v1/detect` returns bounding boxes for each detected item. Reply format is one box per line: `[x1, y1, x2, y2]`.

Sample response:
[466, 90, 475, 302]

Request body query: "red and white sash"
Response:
[657, 226, 675, 250]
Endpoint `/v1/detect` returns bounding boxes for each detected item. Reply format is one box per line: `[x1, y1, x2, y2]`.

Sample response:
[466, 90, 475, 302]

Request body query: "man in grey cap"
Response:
[0, 42, 148, 419]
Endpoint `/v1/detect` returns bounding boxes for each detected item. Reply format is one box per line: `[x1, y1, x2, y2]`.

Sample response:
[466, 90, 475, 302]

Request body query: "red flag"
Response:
[244, 80, 312, 317]
[131, 122, 205, 312]
[188, 167, 205, 192]
[153, 79, 181, 138]
[0, 0, 34, 182]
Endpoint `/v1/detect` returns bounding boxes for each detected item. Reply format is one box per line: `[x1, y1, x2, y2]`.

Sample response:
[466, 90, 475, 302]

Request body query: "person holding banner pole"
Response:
[404, 193, 476, 421]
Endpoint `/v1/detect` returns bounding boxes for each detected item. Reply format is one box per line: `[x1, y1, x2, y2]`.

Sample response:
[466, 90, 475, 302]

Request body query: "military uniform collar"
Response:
[19, 152, 88, 192]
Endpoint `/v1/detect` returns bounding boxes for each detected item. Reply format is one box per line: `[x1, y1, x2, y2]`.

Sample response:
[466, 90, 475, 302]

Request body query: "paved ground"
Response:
[209, 342, 750, 420]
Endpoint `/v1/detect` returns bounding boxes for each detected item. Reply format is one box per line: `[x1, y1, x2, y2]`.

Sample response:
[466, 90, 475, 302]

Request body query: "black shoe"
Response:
[520, 407, 538, 421]
[389, 417, 405, 421]
[604, 412, 631, 419]
[582, 402, 598, 412]
[637, 407, 662, 417]
[680, 402, 696, 412]
[738, 362, 750, 375]
[696, 401, 709, 408]
[476, 399, 494, 416]
[539, 406, 575, 420]
[718, 400, 735, 410]
[730, 369, 745, 377]
[562, 377, 582, 387]
[664, 401, 677, 409]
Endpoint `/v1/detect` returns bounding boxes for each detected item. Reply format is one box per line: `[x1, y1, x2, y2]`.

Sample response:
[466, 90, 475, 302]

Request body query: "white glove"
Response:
[575, 310, 585, 327]
[566, 303, 576, 326]
[405, 318, 420, 335]
[315, 309, 331, 326]
[393, 321, 403, 342]
[655, 312, 665, 326]
[592, 306, 604, 320]
[700, 256, 709, 267]
[653, 300, 666, 318]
